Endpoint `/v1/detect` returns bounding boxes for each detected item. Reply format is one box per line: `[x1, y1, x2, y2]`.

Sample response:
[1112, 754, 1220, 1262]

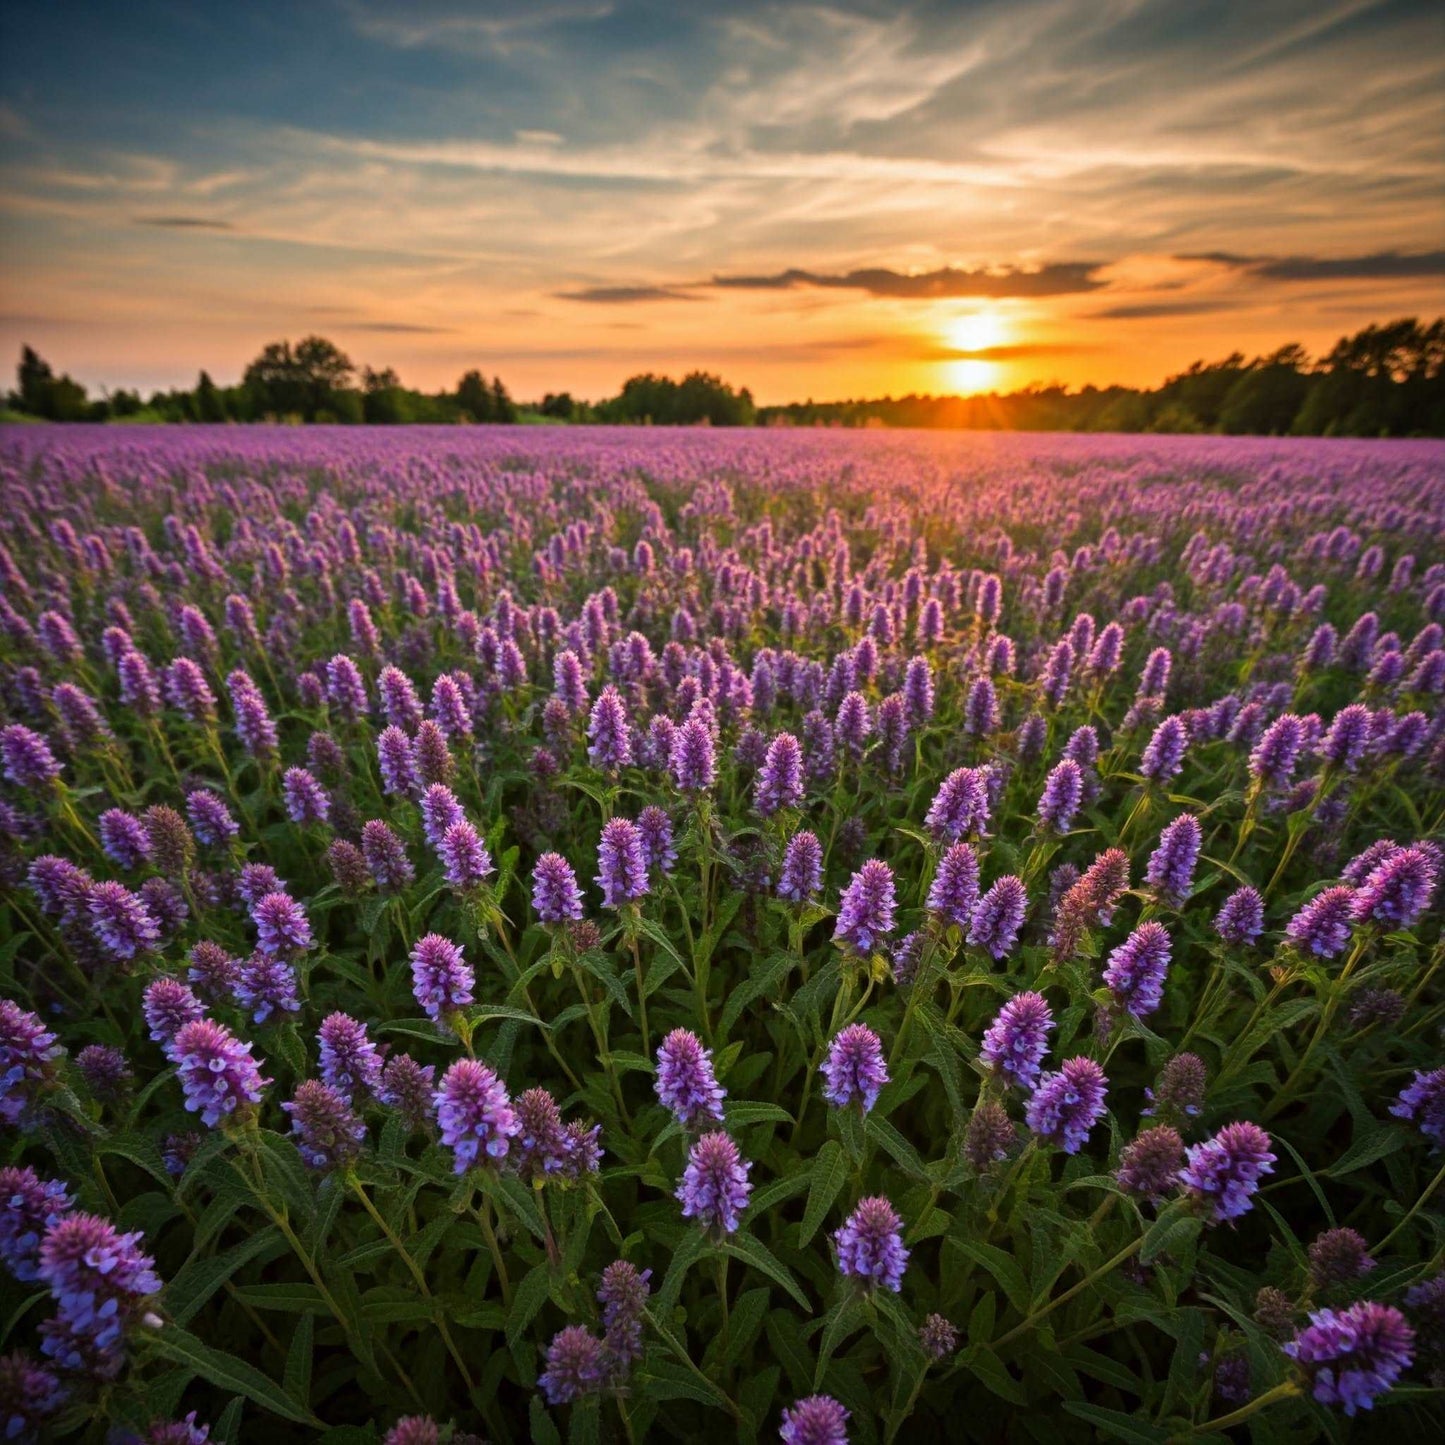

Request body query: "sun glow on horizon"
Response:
[942, 308, 1009, 394]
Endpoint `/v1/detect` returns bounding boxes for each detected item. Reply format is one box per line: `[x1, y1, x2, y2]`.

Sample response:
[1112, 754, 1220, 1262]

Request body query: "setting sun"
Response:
[942, 309, 1009, 394]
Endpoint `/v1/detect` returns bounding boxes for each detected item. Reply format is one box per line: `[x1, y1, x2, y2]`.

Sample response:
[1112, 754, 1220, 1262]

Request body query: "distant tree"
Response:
[195, 371, 227, 422]
[455, 370, 494, 422]
[243, 337, 354, 420]
[491, 377, 516, 423]
[15, 346, 54, 413]
[1219, 346, 1312, 435]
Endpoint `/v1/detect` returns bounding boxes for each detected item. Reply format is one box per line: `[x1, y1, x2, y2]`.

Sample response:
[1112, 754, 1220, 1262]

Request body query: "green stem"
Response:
[476, 1196, 513, 1307]
[991, 1237, 1143, 1350]
[1176, 1380, 1300, 1438]
[642, 1306, 741, 1419]
[1267, 932, 1371, 1117]
[1376, 1156, 1445, 1253]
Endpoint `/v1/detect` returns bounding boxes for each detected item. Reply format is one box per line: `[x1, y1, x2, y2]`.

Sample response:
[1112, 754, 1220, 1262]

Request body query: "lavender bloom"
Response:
[1102, 921, 1172, 1018]
[919, 1314, 959, 1362]
[1026, 1058, 1108, 1154]
[227, 670, 278, 759]
[1321, 703, 1374, 772]
[778, 830, 823, 903]
[669, 716, 717, 792]
[637, 805, 677, 875]
[596, 817, 649, 909]
[318, 1013, 384, 1102]
[1139, 716, 1188, 783]
[76, 1045, 131, 1105]
[186, 789, 239, 846]
[378, 1054, 436, 1133]
[587, 685, 632, 772]
[410, 933, 475, 1022]
[37, 1212, 162, 1377]
[677, 1131, 751, 1236]
[434, 1059, 520, 1172]
[1146, 814, 1202, 904]
[328, 839, 370, 894]
[833, 1196, 909, 1292]
[1215, 886, 1265, 946]
[981, 992, 1055, 1091]
[419, 784, 465, 849]
[378, 666, 423, 732]
[142, 977, 205, 1048]
[438, 820, 494, 891]
[655, 1028, 726, 1127]
[87, 880, 161, 961]
[779, 1395, 850, 1445]
[283, 1079, 367, 1172]
[512, 1088, 569, 1181]
[1179, 1121, 1275, 1223]
[834, 859, 896, 953]
[164, 657, 217, 723]
[27, 855, 92, 923]
[144, 1412, 215, 1445]
[411, 720, 454, 787]
[756, 732, 804, 815]
[0, 1350, 67, 1437]
[925, 766, 990, 842]
[1143, 1052, 1207, 1122]
[282, 767, 330, 825]
[361, 819, 414, 891]
[1249, 714, 1307, 788]
[598, 1259, 651, 1372]
[1286, 887, 1356, 959]
[835, 691, 872, 760]
[0, 1167, 73, 1282]
[964, 1098, 1017, 1171]
[964, 675, 999, 736]
[927, 841, 981, 927]
[1349, 845, 1438, 928]
[1115, 1126, 1184, 1202]
[820, 1024, 889, 1112]
[1017, 712, 1048, 764]
[1391, 1067, 1445, 1150]
[0, 724, 62, 789]
[99, 809, 151, 869]
[1308, 1227, 1376, 1287]
[1037, 759, 1083, 833]
[233, 953, 301, 1024]
[966, 875, 1028, 960]
[538, 1325, 609, 1406]
[252, 891, 312, 956]
[1284, 1302, 1414, 1416]
[0, 1001, 63, 1127]
[377, 725, 418, 796]
[532, 852, 585, 924]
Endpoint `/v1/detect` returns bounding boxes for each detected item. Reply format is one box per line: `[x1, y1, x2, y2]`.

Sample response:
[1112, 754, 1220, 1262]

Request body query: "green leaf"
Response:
[166, 1226, 284, 1326]
[1062, 1403, 1169, 1444]
[1140, 1206, 1202, 1266]
[232, 1283, 328, 1313]
[284, 1314, 314, 1406]
[866, 1115, 928, 1179]
[961, 1346, 1028, 1405]
[955, 1238, 1030, 1317]
[724, 1234, 811, 1312]
[146, 1326, 319, 1426]
[724, 1101, 793, 1129]
[469, 1004, 553, 1031]
[800, 1141, 849, 1247]
[507, 1265, 552, 1351]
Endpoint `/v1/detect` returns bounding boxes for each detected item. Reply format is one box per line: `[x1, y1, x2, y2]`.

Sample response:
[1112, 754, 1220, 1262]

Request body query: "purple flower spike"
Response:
[0, 999, 64, 1126]
[834, 1196, 909, 1292]
[142, 977, 205, 1049]
[655, 1028, 726, 1127]
[1115, 1126, 1184, 1202]
[1025, 1057, 1108, 1154]
[1102, 921, 1172, 1018]
[252, 891, 312, 957]
[1350, 845, 1438, 929]
[438, 820, 494, 890]
[966, 875, 1028, 960]
[0, 1349, 67, 1437]
[669, 716, 717, 792]
[1145, 814, 1201, 905]
[1391, 1067, 1445, 1151]
[820, 1024, 889, 1113]
[587, 685, 632, 772]
[925, 767, 990, 842]
[1179, 1121, 1275, 1223]
[778, 830, 823, 903]
[779, 1395, 849, 1445]
[410, 933, 475, 1022]
[1215, 886, 1265, 946]
[88, 881, 161, 961]
[834, 858, 896, 954]
[677, 1131, 751, 1236]
[434, 1059, 520, 1172]
[1038, 759, 1084, 833]
[927, 841, 981, 928]
[170, 1018, 269, 1129]
[538, 1325, 609, 1406]
[1286, 887, 1356, 959]
[533, 852, 585, 924]
[596, 817, 649, 909]
[0, 725, 62, 790]
[233, 953, 301, 1024]
[981, 992, 1054, 1091]
[318, 1013, 384, 1102]
[756, 732, 804, 816]
[283, 1079, 367, 1172]
[0, 1166, 73, 1282]
[1284, 1301, 1414, 1416]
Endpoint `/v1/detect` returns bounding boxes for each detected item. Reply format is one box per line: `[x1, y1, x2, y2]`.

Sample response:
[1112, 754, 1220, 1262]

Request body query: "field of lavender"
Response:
[0, 424, 1442, 1444]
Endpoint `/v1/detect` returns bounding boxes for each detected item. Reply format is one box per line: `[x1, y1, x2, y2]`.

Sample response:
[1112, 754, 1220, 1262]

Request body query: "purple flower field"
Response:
[0, 423, 1442, 1442]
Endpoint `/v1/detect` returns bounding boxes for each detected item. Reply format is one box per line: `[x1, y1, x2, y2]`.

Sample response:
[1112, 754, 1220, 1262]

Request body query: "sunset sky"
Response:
[1, 0, 1442, 404]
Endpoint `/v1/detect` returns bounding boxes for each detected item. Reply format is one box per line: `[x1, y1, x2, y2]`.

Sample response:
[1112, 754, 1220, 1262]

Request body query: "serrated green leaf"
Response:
[146, 1326, 319, 1426]
[800, 1141, 849, 1247]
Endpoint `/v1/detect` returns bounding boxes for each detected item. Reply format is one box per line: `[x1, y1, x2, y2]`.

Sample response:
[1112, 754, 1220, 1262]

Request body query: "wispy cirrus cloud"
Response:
[555, 285, 703, 304]
[1182, 249, 1445, 282]
[135, 214, 234, 230]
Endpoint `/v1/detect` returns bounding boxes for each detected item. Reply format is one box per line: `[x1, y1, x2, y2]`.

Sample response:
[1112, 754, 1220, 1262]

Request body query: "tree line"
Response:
[5, 318, 1442, 434]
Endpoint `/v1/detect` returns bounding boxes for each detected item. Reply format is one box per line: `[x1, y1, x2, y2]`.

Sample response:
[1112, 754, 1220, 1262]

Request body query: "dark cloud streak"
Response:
[556, 285, 703, 303]
[134, 215, 234, 230]
[710, 263, 1105, 299]
[1180, 249, 1445, 281]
